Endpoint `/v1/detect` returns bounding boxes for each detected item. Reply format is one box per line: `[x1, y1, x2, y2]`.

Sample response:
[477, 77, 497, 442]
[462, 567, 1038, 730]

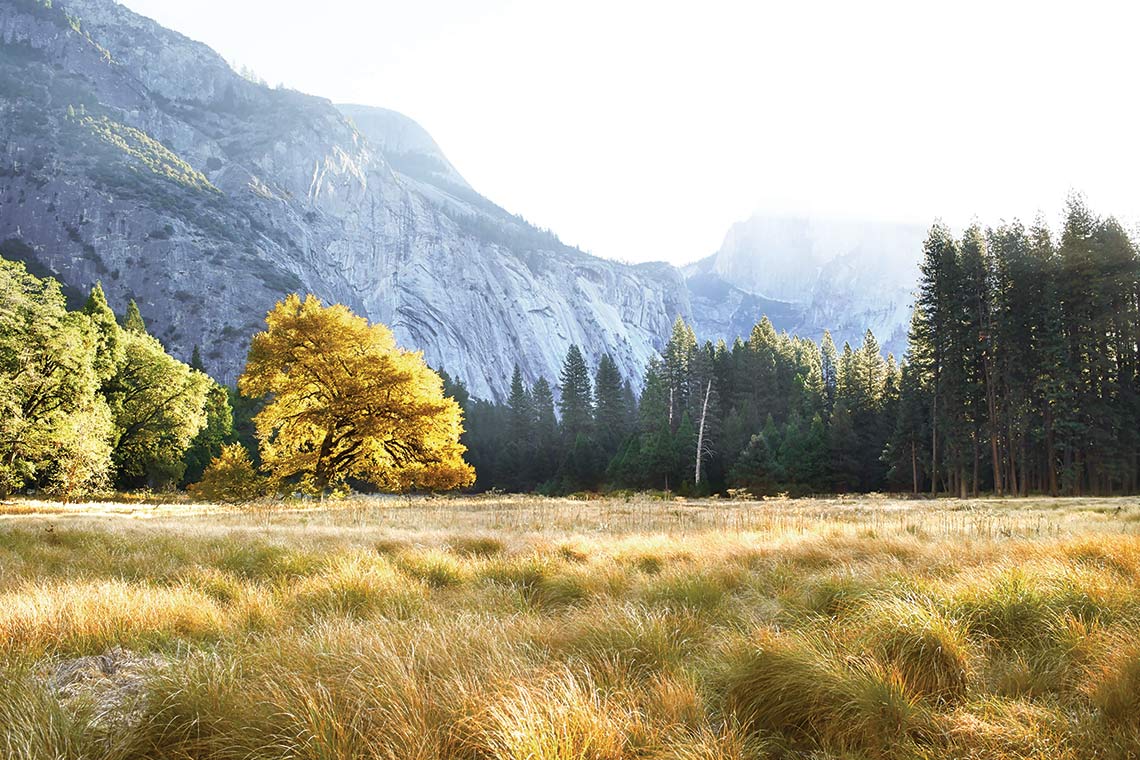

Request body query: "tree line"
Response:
[1, 255, 473, 500]
[456, 318, 899, 495]
[0, 258, 231, 498]
[4, 194, 1135, 500]
[457, 197, 1139, 497]
[890, 197, 1139, 496]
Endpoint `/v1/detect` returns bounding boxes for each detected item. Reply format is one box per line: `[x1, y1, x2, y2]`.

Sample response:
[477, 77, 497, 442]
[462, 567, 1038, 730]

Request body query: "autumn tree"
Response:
[238, 294, 474, 493]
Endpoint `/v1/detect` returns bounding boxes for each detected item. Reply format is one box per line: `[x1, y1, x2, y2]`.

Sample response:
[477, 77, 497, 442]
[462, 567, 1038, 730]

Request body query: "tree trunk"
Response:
[694, 379, 713, 488]
[1045, 407, 1058, 497]
[931, 388, 939, 496]
[972, 438, 979, 497]
[911, 439, 918, 495]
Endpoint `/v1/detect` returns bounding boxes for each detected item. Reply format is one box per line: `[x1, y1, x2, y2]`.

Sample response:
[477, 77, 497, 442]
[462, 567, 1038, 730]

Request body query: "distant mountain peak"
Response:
[685, 212, 926, 355]
[337, 104, 471, 192]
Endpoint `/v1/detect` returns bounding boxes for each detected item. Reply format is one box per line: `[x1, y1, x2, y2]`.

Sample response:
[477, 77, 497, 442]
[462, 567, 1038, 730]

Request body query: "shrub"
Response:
[290, 556, 424, 620]
[188, 444, 266, 504]
[448, 535, 505, 558]
[396, 550, 467, 589]
[551, 605, 704, 677]
[478, 668, 640, 760]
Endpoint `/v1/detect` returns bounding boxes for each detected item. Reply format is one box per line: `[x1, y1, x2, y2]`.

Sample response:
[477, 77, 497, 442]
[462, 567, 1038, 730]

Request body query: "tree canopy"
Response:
[0, 258, 211, 496]
[238, 294, 474, 493]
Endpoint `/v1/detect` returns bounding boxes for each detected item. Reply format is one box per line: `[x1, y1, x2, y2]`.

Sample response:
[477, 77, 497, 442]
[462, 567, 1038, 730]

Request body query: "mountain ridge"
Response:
[0, 0, 921, 399]
[0, 0, 711, 400]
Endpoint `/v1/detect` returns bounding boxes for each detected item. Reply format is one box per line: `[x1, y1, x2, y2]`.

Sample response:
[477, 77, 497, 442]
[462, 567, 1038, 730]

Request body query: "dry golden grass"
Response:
[1, 493, 1139, 759]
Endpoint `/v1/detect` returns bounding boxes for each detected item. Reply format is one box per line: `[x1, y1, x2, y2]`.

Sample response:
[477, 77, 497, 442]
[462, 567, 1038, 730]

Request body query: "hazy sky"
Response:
[120, 0, 1138, 265]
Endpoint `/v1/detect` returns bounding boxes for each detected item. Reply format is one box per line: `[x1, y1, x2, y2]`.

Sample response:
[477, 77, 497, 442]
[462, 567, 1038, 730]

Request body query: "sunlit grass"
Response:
[0, 494, 1138, 758]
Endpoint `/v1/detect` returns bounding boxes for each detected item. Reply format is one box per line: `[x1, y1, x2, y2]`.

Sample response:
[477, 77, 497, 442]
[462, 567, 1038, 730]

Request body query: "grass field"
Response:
[2, 494, 1140, 759]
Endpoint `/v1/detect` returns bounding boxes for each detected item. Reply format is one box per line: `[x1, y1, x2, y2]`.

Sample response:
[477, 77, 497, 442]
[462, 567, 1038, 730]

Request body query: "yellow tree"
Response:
[238, 294, 475, 493]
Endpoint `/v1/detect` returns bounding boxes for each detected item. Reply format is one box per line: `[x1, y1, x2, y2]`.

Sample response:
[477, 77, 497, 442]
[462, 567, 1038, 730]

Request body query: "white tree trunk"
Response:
[694, 379, 712, 487]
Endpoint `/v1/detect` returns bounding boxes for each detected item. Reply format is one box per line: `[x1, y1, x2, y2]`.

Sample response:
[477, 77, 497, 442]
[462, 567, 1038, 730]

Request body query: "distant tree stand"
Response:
[238, 294, 475, 495]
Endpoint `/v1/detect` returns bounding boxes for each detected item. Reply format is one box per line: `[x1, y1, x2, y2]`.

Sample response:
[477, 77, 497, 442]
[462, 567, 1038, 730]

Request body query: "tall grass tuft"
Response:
[860, 596, 974, 703]
[478, 667, 641, 760]
[290, 554, 425, 620]
[721, 627, 932, 752]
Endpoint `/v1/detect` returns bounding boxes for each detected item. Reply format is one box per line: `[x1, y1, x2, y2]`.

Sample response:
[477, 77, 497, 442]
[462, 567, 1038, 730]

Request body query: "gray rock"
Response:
[45, 646, 163, 734]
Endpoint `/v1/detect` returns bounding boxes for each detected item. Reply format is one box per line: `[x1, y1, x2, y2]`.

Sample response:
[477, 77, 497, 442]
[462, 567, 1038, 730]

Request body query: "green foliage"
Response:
[729, 433, 779, 495]
[593, 354, 628, 457]
[121, 299, 146, 334]
[0, 259, 112, 498]
[181, 383, 235, 486]
[451, 197, 1140, 498]
[72, 114, 218, 194]
[558, 345, 593, 443]
[82, 282, 122, 381]
[104, 330, 211, 489]
[906, 196, 1140, 496]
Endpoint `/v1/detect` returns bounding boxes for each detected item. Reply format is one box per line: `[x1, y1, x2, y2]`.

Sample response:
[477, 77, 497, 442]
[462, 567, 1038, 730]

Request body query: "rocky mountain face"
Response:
[685, 214, 927, 357]
[0, 0, 698, 400]
[0, 0, 924, 400]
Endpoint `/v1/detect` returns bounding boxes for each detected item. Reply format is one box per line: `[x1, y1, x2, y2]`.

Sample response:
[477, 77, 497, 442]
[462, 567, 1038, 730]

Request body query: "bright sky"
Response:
[119, 0, 1139, 265]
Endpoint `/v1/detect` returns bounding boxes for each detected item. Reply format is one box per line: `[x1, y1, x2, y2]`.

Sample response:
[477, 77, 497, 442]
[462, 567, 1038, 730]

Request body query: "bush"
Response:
[188, 444, 265, 504]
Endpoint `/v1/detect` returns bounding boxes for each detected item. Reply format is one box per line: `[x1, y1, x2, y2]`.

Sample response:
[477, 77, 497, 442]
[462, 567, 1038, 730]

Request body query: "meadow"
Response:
[2, 493, 1140, 759]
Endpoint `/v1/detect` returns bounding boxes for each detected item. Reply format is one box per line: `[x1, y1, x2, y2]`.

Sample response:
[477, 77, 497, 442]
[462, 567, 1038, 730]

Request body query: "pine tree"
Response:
[190, 345, 205, 372]
[593, 354, 627, 458]
[505, 365, 534, 490]
[122, 299, 147, 334]
[82, 282, 122, 381]
[853, 330, 885, 411]
[558, 345, 593, 444]
[912, 222, 964, 495]
[958, 224, 994, 496]
[885, 361, 929, 493]
[837, 342, 857, 407]
[531, 376, 558, 485]
[828, 401, 861, 492]
[730, 433, 778, 495]
[637, 356, 675, 490]
[663, 317, 698, 428]
[688, 342, 721, 491]
[821, 330, 839, 416]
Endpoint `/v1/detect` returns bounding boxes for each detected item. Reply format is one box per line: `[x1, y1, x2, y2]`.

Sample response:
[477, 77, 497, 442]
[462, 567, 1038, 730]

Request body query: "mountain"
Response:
[0, 0, 925, 401]
[0, 0, 697, 401]
[685, 214, 926, 356]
